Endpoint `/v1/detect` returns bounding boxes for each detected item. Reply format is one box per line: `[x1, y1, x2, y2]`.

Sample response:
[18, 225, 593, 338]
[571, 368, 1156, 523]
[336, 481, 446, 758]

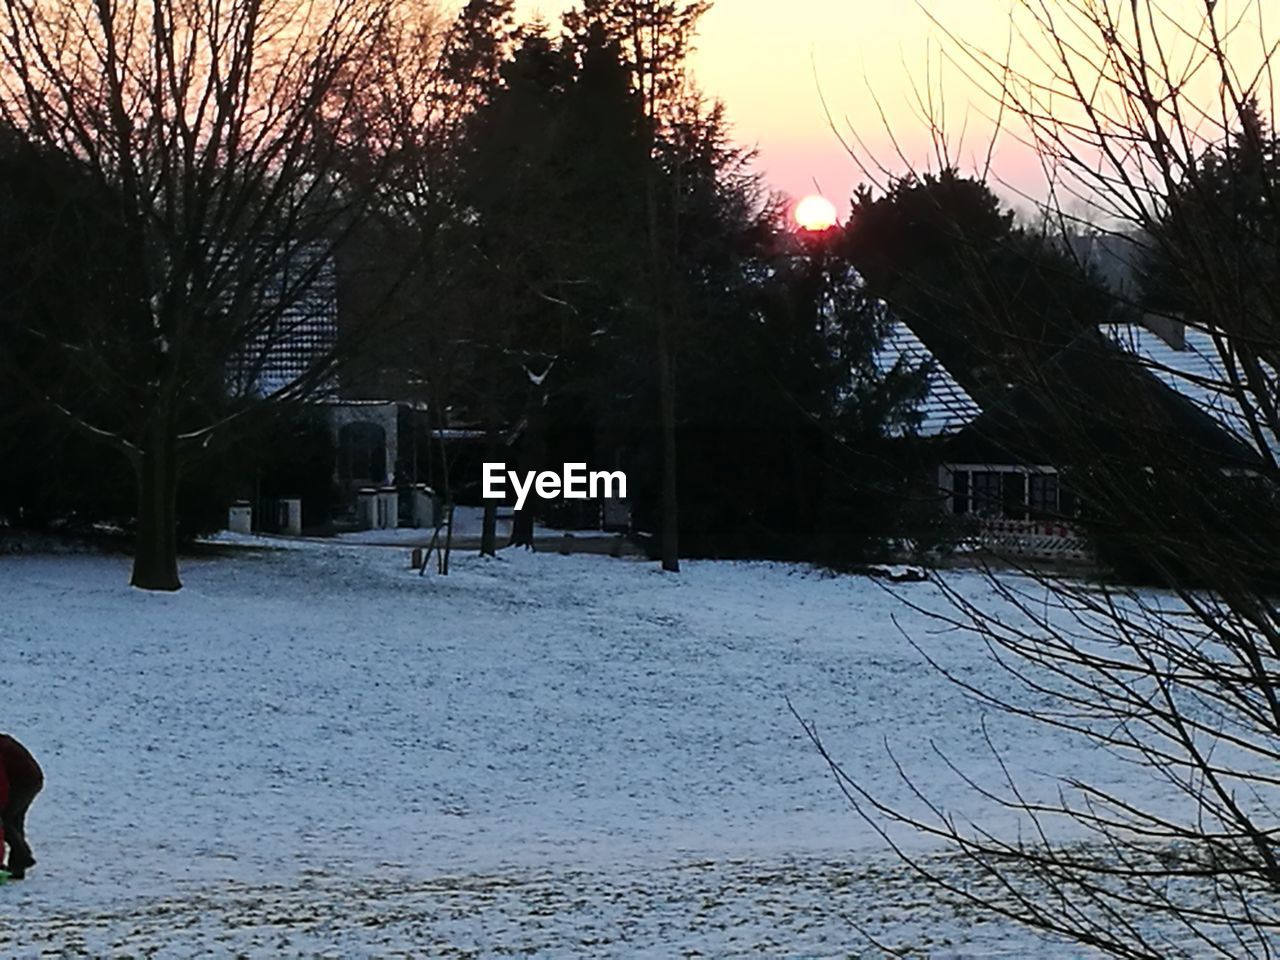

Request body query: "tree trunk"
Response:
[480, 419, 499, 558]
[510, 507, 534, 548]
[480, 499, 498, 557]
[657, 315, 679, 573]
[131, 418, 181, 591]
[642, 131, 679, 574]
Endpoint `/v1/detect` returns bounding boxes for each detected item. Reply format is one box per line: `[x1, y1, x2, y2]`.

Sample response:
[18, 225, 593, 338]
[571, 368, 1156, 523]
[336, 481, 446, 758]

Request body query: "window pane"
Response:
[1029, 474, 1059, 518]
[971, 472, 1001, 517]
[952, 470, 970, 515]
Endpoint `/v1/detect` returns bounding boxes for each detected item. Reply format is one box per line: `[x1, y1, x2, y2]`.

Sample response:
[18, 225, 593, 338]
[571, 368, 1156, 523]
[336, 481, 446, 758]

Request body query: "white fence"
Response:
[975, 519, 1091, 563]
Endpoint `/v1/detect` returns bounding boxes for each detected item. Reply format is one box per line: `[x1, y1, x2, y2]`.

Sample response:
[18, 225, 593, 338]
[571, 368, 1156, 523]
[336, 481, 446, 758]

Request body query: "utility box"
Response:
[227, 501, 252, 534]
[281, 498, 303, 537]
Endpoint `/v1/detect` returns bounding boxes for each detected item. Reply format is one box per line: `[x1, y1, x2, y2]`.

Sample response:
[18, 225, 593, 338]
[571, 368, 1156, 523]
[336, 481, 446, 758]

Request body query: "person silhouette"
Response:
[0, 734, 43, 879]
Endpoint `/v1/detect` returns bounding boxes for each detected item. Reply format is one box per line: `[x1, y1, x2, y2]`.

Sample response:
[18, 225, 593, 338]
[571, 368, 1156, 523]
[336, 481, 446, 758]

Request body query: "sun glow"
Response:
[794, 194, 837, 232]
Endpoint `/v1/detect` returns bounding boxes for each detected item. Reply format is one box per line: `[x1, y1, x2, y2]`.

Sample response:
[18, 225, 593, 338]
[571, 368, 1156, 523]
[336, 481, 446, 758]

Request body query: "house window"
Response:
[1029, 474, 1060, 518]
[971, 471, 1002, 517]
[951, 470, 970, 515]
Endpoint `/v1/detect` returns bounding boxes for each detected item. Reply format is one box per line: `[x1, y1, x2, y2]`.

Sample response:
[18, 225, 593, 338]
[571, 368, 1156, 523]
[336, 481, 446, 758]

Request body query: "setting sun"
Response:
[794, 194, 837, 232]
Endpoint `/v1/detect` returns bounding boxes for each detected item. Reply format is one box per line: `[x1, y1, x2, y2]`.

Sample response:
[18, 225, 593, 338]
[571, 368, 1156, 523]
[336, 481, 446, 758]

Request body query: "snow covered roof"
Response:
[1104, 321, 1280, 458]
[876, 321, 983, 437]
[229, 242, 339, 399]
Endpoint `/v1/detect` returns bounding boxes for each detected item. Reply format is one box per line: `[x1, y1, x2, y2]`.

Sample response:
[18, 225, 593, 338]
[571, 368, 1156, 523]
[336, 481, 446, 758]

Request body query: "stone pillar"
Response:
[227, 501, 252, 534]
[377, 486, 399, 530]
[281, 498, 303, 536]
[356, 488, 378, 530]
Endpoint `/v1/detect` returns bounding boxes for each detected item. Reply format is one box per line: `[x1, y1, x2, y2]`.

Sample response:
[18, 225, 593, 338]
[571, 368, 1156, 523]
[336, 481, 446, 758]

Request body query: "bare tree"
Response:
[805, 1, 1280, 954]
[0, 0, 413, 589]
[346, 0, 523, 562]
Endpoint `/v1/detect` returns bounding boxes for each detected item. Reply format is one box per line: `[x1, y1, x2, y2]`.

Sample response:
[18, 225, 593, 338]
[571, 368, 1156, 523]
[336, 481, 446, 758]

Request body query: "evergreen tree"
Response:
[1144, 99, 1280, 351]
[561, 0, 712, 572]
[431, 1, 936, 563]
[842, 170, 1113, 405]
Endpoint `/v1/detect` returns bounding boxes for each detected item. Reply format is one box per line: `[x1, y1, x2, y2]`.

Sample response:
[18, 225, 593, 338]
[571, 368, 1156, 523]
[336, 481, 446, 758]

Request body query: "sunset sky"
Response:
[683, 0, 1040, 211]
[515, 0, 1047, 214]
[508, 0, 1277, 219]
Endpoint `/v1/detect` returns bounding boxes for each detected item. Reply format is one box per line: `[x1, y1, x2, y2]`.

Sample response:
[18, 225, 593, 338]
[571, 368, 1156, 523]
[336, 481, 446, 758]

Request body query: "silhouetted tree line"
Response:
[0, 0, 937, 572]
[0, 0, 1133, 578]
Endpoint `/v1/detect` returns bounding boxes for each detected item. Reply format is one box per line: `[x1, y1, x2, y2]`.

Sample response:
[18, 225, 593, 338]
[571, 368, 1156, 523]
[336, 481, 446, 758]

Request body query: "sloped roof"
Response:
[1104, 322, 1280, 459]
[875, 321, 983, 437]
[229, 242, 339, 399]
[948, 328, 1262, 468]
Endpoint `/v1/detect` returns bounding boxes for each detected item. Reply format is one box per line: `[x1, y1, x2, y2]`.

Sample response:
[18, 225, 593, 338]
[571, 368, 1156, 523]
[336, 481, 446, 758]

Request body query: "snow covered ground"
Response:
[332, 505, 511, 545]
[0, 543, 1171, 956]
[330, 505, 624, 547]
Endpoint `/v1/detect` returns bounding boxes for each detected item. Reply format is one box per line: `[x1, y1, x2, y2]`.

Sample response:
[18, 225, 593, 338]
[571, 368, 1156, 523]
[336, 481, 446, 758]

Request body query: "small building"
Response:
[879, 317, 1270, 565]
[225, 238, 425, 532]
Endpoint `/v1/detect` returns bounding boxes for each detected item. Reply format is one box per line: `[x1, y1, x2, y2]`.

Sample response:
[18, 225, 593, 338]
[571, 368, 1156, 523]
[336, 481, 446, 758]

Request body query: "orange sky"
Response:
[511, 0, 1276, 218]
[513, 0, 1046, 214]
[687, 0, 1046, 213]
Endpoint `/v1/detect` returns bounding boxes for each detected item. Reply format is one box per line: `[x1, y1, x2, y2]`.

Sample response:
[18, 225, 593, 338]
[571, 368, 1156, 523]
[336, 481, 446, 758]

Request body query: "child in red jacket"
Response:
[0, 734, 43, 879]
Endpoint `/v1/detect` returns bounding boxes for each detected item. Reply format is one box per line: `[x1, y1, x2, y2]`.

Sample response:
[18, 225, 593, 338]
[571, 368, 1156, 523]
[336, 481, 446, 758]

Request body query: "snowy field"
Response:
[0, 542, 1170, 956]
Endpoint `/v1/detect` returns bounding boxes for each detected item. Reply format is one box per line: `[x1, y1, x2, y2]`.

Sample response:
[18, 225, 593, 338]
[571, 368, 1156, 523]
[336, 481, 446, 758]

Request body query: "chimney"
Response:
[1142, 312, 1185, 350]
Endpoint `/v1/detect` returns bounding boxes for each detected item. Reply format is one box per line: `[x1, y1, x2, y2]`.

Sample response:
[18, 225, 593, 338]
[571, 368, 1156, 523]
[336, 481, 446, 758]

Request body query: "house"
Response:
[236, 224, 553, 534]
[226, 234, 433, 532]
[877, 320, 1087, 560]
[880, 316, 1270, 564]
